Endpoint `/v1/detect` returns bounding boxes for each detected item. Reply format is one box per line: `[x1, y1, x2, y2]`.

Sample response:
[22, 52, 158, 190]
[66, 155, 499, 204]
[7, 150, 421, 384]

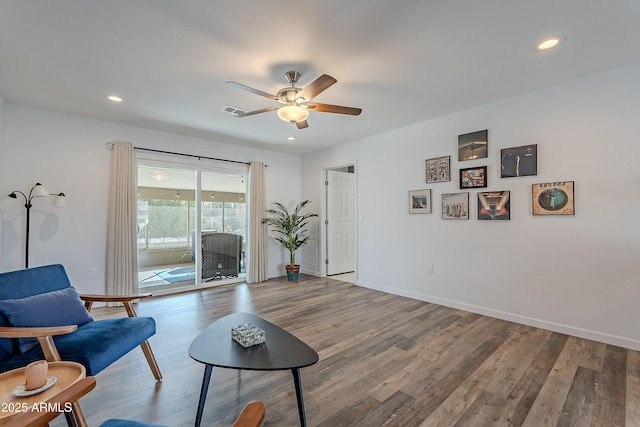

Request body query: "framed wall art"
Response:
[532, 181, 575, 215]
[460, 166, 487, 189]
[478, 191, 510, 220]
[442, 192, 469, 220]
[425, 155, 451, 183]
[409, 189, 432, 214]
[458, 129, 488, 161]
[501, 144, 537, 178]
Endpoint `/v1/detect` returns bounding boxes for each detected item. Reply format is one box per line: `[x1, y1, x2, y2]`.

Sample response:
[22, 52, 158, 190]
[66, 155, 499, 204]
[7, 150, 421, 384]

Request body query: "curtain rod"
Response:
[106, 142, 261, 166]
[134, 146, 250, 165]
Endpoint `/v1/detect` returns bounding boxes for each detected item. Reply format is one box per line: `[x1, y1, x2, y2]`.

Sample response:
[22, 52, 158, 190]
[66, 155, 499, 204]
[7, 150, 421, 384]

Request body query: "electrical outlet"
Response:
[427, 265, 435, 274]
[89, 268, 97, 279]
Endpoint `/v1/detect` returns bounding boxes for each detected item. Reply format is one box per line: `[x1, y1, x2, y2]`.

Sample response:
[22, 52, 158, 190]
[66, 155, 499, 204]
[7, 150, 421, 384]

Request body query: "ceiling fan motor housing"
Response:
[277, 87, 304, 103]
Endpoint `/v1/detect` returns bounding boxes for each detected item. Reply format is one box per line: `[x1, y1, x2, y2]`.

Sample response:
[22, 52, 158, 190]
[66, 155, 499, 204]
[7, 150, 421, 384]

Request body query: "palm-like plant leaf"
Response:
[262, 199, 318, 266]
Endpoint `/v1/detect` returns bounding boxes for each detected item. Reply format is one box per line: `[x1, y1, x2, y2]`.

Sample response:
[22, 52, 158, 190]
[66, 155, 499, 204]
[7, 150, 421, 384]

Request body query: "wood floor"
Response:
[55, 275, 640, 426]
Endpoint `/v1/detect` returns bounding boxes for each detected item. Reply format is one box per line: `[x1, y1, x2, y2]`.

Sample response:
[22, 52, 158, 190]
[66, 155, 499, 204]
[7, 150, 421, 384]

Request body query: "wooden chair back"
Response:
[233, 401, 266, 427]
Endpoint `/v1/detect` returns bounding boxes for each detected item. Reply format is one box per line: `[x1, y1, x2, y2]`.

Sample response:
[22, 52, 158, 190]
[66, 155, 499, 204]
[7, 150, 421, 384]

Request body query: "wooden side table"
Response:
[0, 361, 86, 426]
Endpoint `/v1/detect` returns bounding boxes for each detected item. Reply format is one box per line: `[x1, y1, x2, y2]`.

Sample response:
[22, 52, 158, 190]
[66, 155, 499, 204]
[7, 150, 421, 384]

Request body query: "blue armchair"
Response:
[0, 264, 162, 381]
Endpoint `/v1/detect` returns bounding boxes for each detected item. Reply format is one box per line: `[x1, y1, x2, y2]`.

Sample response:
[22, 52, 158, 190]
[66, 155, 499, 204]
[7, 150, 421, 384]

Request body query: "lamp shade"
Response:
[32, 183, 49, 197]
[55, 193, 66, 208]
[277, 105, 309, 123]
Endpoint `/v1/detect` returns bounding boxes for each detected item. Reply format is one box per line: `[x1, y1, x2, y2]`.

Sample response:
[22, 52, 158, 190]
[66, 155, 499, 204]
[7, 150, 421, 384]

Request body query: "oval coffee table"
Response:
[189, 312, 319, 427]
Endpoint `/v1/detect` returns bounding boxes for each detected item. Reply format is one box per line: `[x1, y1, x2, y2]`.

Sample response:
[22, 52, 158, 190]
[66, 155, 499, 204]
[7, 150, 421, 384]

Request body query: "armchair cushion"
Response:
[0, 264, 70, 299]
[0, 287, 94, 352]
[0, 317, 156, 375]
[0, 314, 15, 360]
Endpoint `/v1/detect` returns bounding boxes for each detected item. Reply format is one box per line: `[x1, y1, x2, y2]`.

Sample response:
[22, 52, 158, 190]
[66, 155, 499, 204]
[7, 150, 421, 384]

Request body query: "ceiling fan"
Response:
[226, 71, 362, 129]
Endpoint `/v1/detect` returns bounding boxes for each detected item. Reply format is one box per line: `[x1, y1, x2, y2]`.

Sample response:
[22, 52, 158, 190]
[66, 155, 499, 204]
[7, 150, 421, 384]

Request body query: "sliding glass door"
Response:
[136, 162, 247, 293]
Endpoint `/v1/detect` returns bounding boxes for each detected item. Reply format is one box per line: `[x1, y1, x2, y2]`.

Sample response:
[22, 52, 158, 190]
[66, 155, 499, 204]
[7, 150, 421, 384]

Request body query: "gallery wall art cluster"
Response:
[408, 129, 575, 220]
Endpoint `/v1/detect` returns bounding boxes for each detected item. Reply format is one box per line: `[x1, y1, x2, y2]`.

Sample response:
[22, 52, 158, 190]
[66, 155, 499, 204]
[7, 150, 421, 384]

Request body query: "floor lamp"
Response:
[1, 183, 66, 268]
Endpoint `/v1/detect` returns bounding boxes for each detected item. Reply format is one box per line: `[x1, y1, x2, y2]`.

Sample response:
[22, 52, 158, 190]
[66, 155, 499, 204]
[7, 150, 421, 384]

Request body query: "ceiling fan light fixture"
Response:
[152, 170, 168, 181]
[277, 105, 309, 123]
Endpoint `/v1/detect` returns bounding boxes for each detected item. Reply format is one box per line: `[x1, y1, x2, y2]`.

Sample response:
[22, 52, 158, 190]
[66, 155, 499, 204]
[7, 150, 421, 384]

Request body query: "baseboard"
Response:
[300, 268, 321, 277]
[356, 279, 640, 352]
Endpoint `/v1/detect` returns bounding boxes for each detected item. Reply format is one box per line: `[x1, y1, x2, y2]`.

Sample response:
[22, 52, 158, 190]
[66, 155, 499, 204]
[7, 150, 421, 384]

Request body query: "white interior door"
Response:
[326, 170, 356, 275]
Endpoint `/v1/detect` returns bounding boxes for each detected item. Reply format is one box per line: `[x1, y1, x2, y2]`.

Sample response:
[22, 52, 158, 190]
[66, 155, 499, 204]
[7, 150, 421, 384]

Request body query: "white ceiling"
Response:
[1, 1, 639, 156]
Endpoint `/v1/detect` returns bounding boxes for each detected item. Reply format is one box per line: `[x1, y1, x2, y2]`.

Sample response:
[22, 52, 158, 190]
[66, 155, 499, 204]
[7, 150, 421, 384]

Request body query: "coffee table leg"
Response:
[291, 368, 307, 427]
[195, 364, 214, 427]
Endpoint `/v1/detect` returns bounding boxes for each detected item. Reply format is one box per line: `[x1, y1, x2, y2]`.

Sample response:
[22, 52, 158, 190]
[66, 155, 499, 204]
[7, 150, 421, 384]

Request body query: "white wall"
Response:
[302, 62, 640, 350]
[2, 105, 301, 291]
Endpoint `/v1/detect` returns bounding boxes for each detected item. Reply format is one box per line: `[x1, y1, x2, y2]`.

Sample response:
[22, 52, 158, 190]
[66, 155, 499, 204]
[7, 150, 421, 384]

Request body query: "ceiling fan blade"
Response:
[238, 106, 279, 117]
[307, 102, 362, 116]
[296, 120, 309, 129]
[226, 81, 280, 102]
[298, 74, 337, 101]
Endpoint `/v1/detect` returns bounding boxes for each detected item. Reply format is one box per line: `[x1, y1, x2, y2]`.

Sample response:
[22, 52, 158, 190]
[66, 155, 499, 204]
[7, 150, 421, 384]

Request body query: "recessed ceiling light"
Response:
[106, 94, 124, 103]
[288, 135, 296, 141]
[533, 35, 566, 52]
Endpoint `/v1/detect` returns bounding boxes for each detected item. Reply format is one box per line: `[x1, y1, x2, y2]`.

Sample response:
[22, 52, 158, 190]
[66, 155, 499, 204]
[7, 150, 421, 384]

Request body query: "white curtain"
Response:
[106, 142, 139, 298]
[247, 161, 268, 283]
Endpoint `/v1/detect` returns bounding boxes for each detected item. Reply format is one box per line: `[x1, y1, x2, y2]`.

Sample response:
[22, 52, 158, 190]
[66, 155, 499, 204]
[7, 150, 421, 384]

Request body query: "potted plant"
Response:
[262, 199, 318, 281]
